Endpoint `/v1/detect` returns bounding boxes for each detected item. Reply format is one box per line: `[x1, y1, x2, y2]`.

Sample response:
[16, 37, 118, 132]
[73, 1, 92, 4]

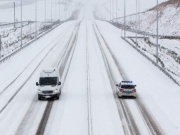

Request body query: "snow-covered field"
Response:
[95, 20, 180, 134]
[0, 3, 180, 135]
[94, 0, 180, 36]
[0, 0, 76, 22]
[0, 22, 54, 57]
[124, 36, 180, 84]
[0, 0, 81, 59]
[95, 0, 180, 86]
[115, 4, 180, 36]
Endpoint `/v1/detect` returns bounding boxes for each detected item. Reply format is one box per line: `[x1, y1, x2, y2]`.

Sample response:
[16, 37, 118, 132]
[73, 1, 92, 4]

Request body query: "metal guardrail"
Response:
[0, 22, 64, 64]
[110, 22, 156, 37]
[126, 36, 146, 38]
[122, 37, 180, 86]
[0, 21, 33, 27]
[110, 22, 180, 39]
[0, 21, 53, 27]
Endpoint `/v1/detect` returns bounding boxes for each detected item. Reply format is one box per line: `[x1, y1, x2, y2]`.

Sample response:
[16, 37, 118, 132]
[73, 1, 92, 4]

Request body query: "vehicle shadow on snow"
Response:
[38, 97, 60, 101]
[119, 96, 137, 99]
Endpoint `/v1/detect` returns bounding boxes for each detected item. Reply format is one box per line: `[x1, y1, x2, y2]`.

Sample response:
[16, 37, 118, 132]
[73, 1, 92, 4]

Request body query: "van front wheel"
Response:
[56, 95, 59, 100]
[38, 96, 41, 100]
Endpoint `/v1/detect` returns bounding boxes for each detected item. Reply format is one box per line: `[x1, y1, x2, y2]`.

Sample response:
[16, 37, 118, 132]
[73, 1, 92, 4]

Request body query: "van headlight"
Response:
[54, 90, 59, 93]
[38, 90, 42, 93]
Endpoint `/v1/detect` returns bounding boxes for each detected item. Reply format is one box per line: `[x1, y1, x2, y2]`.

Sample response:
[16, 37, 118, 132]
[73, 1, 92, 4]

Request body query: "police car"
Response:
[116, 81, 137, 98]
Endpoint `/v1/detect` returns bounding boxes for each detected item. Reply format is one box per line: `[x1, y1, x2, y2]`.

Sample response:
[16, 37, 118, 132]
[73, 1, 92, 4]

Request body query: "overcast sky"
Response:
[86, 0, 168, 16]
[0, 0, 168, 16]
[66, 0, 168, 16]
[79, 0, 167, 9]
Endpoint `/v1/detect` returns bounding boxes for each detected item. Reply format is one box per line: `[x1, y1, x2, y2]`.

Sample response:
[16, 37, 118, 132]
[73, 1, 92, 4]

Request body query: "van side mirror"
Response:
[134, 85, 137, 87]
[36, 82, 39, 86]
[58, 82, 61, 85]
[116, 84, 118, 87]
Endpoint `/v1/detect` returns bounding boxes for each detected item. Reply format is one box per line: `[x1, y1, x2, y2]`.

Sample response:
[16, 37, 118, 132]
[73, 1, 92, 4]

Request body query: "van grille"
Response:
[42, 91, 53, 94]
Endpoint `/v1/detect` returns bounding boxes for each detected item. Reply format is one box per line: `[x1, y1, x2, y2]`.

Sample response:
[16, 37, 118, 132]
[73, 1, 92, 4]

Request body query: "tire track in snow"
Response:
[93, 22, 164, 135]
[86, 20, 93, 135]
[14, 23, 78, 135]
[35, 21, 81, 135]
[16, 22, 81, 135]
[0, 24, 75, 115]
[0, 23, 73, 96]
[92, 23, 134, 135]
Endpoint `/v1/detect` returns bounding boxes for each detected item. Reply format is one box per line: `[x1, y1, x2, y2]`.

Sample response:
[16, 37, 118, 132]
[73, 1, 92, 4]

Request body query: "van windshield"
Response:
[121, 85, 135, 89]
[39, 77, 57, 85]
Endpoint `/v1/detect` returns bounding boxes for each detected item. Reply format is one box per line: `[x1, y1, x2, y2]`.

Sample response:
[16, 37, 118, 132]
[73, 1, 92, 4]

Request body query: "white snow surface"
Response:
[122, 35, 180, 84]
[0, 21, 78, 134]
[0, 0, 78, 22]
[95, 1, 180, 86]
[96, 21, 180, 134]
[45, 8, 124, 135]
[0, 5, 180, 135]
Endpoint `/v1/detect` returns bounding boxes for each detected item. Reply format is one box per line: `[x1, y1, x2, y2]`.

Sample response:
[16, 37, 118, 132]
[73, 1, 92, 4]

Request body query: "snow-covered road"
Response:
[44, 20, 124, 135]
[0, 6, 180, 135]
[0, 21, 80, 134]
[95, 21, 180, 135]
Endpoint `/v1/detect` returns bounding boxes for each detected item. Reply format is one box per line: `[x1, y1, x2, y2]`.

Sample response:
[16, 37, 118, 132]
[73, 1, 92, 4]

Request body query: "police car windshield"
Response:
[121, 85, 135, 89]
[39, 77, 57, 85]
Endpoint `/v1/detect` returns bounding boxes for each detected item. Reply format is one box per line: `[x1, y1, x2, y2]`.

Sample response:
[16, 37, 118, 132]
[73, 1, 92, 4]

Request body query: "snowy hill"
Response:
[117, 0, 180, 36]
[107, 0, 180, 84]
[92, 0, 180, 84]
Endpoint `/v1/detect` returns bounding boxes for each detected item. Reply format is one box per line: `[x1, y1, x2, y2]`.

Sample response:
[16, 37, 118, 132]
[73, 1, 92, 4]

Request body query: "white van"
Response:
[36, 68, 61, 100]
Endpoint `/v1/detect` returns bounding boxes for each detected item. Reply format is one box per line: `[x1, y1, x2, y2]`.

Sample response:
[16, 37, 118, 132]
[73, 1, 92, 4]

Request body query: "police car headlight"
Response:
[54, 89, 59, 93]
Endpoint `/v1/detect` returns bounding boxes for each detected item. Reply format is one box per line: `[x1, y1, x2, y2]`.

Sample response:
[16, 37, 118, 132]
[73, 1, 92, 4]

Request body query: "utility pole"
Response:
[116, 0, 117, 25]
[103, 4, 105, 20]
[62, 5, 64, 21]
[110, 2, 112, 22]
[136, 0, 138, 46]
[112, 0, 114, 22]
[109, 2, 111, 21]
[14, 2, 15, 28]
[67, 5, 68, 20]
[64, 7, 66, 21]
[44, 0, 46, 29]
[105, 3, 107, 20]
[55, 3, 57, 21]
[156, 0, 159, 64]
[106, 3, 109, 21]
[0, 35, 1, 59]
[59, 0, 61, 22]
[124, 0, 126, 37]
[35, 0, 37, 38]
[139, 0, 140, 30]
[30, 22, 31, 38]
[51, 0, 52, 22]
[65, 7, 66, 21]
[67, 8, 68, 21]
[21, 0, 22, 47]
[69, 5, 70, 19]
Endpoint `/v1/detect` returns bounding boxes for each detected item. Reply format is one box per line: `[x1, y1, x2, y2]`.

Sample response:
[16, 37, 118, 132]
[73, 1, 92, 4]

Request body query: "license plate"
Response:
[124, 91, 132, 94]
